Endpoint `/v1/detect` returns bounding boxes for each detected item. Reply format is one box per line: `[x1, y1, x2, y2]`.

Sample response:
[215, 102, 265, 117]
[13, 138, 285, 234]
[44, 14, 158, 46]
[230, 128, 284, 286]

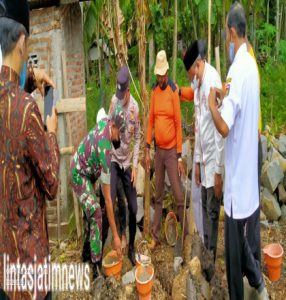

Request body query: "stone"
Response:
[269, 147, 286, 171]
[135, 163, 145, 196]
[260, 134, 268, 162]
[281, 205, 286, 221]
[260, 220, 270, 229]
[278, 140, 286, 157]
[261, 159, 284, 192]
[260, 210, 267, 221]
[243, 276, 258, 300]
[261, 188, 281, 221]
[188, 256, 201, 279]
[136, 197, 144, 223]
[284, 173, 286, 189]
[278, 183, 286, 203]
[279, 134, 286, 147]
[122, 268, 136, 285]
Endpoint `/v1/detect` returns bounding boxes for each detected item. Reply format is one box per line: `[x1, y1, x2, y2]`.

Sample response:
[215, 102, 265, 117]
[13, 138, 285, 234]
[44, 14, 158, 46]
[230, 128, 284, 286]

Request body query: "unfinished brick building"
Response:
[28, 0, 87, 240]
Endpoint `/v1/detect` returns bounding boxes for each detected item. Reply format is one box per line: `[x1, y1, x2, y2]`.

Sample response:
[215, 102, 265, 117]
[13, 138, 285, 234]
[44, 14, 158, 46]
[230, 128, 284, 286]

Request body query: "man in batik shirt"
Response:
[0, 1, 60, 299]
[70, 105, 125, 278]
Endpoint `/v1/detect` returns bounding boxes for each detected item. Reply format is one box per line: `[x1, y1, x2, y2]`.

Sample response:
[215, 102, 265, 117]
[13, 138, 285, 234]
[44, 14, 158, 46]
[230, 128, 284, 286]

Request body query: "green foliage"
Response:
[260, 59, 286, 134]
[149, 2, 165, 51]
[256, 23, 277, 57]
[278, 40, 286, 62]
[179, 2, 192, 46]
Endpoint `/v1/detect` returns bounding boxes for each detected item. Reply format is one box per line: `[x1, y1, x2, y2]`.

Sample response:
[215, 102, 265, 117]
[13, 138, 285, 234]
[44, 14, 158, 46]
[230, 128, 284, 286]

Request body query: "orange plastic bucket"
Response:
[263, 243, 283, 281]
[102, 250, 123, 279]
[135, 265, 154, 300]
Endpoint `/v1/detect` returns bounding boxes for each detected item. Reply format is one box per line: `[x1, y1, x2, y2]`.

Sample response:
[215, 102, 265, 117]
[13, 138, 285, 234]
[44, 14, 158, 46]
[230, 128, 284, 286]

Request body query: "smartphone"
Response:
[44, 86, 54, 127]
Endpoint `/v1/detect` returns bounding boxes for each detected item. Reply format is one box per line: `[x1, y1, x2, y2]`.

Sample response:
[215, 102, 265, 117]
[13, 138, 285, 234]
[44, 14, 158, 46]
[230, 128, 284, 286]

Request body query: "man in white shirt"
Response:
[182, 40, 224, 262]
[208, 2, 268, 299]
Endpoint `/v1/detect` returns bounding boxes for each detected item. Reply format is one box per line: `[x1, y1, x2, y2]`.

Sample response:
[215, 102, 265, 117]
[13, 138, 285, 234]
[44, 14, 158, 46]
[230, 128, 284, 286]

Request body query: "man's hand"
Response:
[208, 87, 219, 111]
[145, 148, 150, 173]
[46, 107, 58, 134]
[195, 162, 201, 187]
[178, 160, 186, 177]
[113, 235, 123, 261]
[131, 167, 137, 188]
[214, 173, 223, 199]
[33, 68, 56, 96]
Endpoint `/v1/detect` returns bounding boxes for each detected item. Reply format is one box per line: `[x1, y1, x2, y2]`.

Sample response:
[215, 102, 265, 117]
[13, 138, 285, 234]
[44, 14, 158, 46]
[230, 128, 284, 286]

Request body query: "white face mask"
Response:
[191, 75, 199, 90]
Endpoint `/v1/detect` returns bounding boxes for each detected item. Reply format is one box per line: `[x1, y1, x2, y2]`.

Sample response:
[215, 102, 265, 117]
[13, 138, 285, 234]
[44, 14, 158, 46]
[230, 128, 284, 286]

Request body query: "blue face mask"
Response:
[20, 61, 27, 89]
[229, 42, 235, 64]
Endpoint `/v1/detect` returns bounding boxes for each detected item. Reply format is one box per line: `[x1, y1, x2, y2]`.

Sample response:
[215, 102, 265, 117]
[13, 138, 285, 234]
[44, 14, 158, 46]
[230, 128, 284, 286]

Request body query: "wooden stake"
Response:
[215, 46, 221, 78]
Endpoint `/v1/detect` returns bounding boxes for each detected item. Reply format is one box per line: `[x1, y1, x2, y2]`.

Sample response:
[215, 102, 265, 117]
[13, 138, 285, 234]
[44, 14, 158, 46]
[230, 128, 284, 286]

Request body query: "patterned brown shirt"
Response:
[0, 66, 60, 300]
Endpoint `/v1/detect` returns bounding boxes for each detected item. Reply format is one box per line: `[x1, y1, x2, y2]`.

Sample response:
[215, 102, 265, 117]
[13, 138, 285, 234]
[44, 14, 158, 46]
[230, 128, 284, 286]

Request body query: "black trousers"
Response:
[102, 162, 137, 248]
[100, 176, 126, 238]
[225, 206, 263, 300]
[201, 186, 221, 260]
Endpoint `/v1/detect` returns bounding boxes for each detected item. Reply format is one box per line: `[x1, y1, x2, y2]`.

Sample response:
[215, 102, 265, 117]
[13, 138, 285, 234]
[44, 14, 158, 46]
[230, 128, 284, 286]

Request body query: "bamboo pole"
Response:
[208, 0, 212, 63]
[136, 0, 150, 237]
[215, 46, 221, 78]
[172, 0, 178, 81]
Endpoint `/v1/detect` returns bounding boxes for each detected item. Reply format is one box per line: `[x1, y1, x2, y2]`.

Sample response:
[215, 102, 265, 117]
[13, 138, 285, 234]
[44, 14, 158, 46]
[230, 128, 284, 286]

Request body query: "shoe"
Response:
[128, 246, 136, 266]
[82, 241, 91, 263]
[147, 239, 157, 251]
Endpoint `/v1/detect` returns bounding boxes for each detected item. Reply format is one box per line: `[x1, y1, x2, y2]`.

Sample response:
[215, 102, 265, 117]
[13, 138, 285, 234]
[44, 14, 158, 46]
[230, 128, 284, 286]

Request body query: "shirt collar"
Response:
[233, 43, 247, 64]
[0, 65, 20, 85]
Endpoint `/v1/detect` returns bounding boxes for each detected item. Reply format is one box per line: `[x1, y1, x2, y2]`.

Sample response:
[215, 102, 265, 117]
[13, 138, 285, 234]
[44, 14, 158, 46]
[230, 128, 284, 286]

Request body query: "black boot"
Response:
[128, 245, 136, 266]
[82, 241, 91, 263]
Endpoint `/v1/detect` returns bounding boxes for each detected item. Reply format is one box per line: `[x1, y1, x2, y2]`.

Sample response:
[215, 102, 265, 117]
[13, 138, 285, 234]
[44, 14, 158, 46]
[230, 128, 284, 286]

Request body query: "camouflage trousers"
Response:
[71, 172, 102, 263]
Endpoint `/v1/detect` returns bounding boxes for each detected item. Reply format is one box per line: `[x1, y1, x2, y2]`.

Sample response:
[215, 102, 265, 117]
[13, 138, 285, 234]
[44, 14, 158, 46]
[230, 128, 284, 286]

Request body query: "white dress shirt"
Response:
[194, 62, 224, 189]
[221, 43, 260, 219]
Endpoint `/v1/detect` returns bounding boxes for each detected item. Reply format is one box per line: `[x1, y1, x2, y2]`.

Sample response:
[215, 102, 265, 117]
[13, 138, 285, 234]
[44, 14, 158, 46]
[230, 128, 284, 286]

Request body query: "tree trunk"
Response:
[172, 0, 178, 81]
[222, 0, 226, 76]
[190, 0, 197, 40]
[149, 34, 155, 84]
[208, 0, 212, 63]
[253, 4, 257, 52]
[136, 0, 150, 237]
[267, 0, 270, 24]
[276, 0, 280, 57]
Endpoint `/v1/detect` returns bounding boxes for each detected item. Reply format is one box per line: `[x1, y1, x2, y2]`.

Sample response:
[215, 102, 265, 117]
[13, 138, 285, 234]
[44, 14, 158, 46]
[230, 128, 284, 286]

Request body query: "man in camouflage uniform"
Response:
[101, 66, 141, 266]
[70, 104, 125, 278]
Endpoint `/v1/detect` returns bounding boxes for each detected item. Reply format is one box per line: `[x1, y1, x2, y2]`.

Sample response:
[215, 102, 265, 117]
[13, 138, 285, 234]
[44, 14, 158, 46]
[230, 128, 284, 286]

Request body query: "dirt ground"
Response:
[50, 218, 286, 300]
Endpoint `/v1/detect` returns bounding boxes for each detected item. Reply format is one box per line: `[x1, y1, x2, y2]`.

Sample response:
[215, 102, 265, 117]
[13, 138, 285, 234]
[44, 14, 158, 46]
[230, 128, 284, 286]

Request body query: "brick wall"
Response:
[29, 3, 86, 239]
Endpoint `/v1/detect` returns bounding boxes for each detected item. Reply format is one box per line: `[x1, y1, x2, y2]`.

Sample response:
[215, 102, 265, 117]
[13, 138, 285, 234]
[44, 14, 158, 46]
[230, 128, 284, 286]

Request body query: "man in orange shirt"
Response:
[145, 50, 188, 249]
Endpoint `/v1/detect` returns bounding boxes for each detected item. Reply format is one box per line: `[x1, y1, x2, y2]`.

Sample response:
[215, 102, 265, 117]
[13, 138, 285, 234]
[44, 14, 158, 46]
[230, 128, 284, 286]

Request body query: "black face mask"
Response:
[112, 139, 121, 150]
[159, 81, 168, 90]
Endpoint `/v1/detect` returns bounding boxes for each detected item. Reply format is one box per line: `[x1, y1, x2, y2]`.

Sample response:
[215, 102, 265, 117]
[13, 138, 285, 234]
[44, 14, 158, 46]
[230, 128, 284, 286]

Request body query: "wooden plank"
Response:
[35, 97, 86, 114]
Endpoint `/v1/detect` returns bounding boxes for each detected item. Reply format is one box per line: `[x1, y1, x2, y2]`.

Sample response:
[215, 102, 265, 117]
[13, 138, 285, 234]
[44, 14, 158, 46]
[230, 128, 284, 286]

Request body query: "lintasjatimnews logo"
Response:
[3, 254, 91, 299]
